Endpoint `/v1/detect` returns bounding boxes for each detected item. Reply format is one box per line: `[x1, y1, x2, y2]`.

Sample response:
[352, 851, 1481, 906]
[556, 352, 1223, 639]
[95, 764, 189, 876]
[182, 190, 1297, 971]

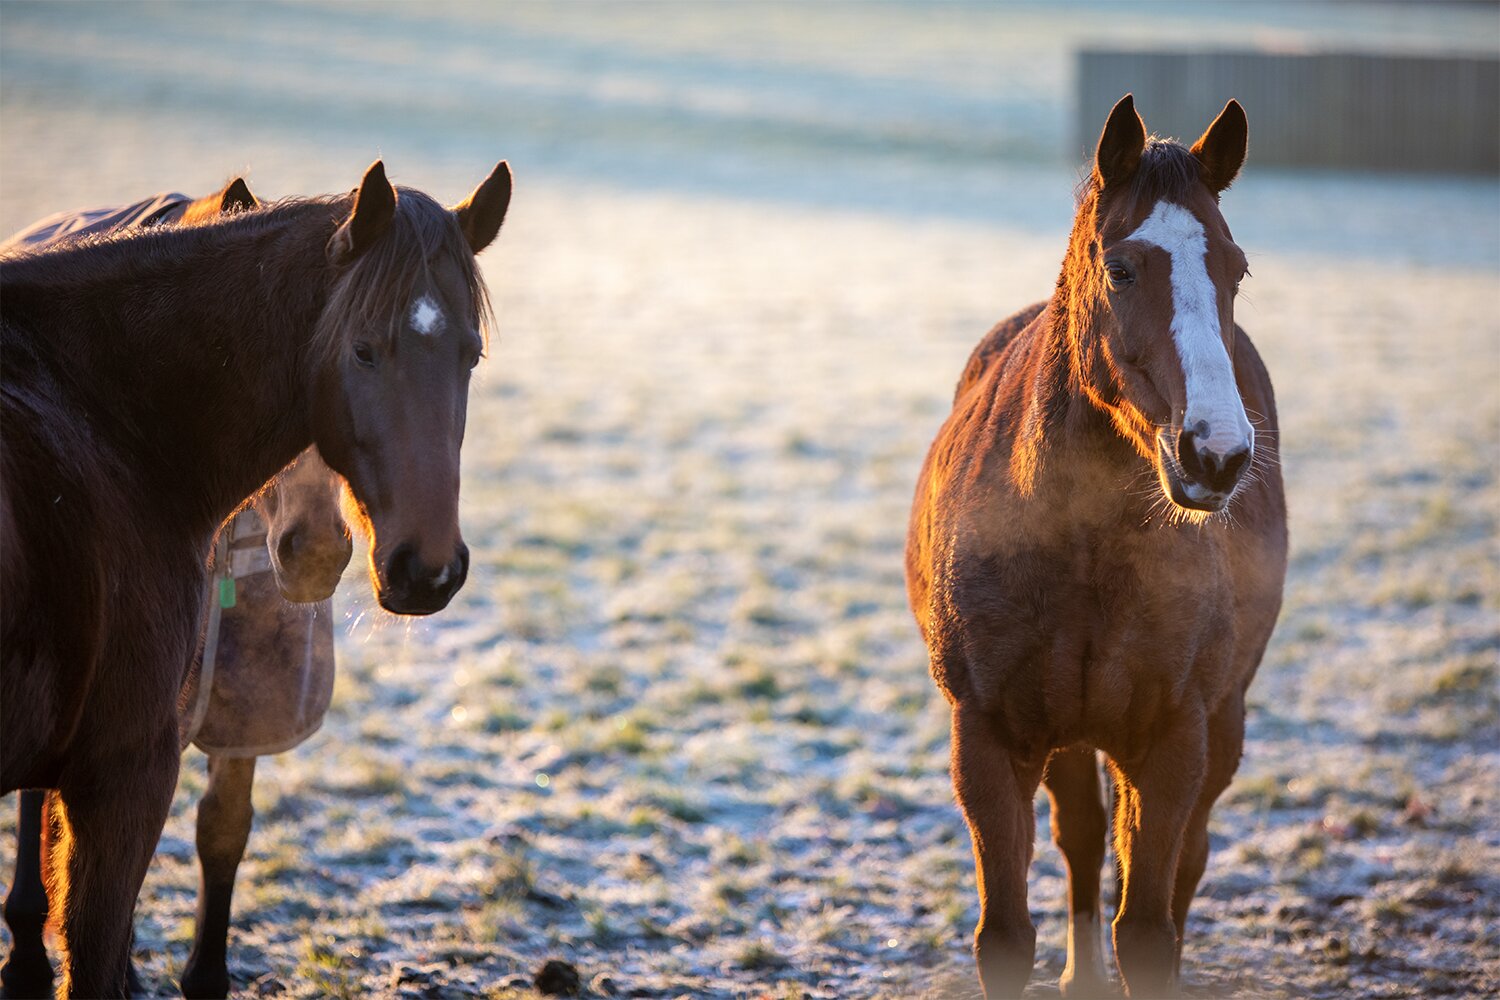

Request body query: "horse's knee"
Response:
[1113, 913, 1178, 998]
[975, 917, 1037, 999]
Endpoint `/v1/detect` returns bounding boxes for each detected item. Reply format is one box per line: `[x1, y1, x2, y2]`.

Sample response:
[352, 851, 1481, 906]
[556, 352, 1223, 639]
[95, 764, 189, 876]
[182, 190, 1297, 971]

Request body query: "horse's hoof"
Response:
[1060, 966, 1117, 999]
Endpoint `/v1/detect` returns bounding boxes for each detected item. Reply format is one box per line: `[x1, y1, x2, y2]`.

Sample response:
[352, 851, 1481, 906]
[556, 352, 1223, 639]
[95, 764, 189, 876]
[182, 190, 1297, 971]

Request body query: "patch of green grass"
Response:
[1433, 659, 1496, 698]
[600, 715, 653, 755]
[334, 826, 408, 866]
[586, 905, 620, 944]
[736, 666, 781, 700]
[711, 876, 751, 906]
[583, 664, 626, 697]
[328, 758, 407, 798]
[716, 834, 764, 867]
[1290, 829, 1329, 877]
[481, 708, 529, 734]
[480, 849, 538, 900]
[641, 789, 708, 824]
[735, 938, 790, 972]
[1347, 808, 1382, 838]
[297, 939, 361, 1000]
[1433, 853, 1478, 886]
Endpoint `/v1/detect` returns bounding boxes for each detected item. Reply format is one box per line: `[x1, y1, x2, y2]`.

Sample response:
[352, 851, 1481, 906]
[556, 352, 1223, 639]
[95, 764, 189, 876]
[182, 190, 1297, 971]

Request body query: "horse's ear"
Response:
[1094, 93, 1146, 191]
[220, 177, 258, 213]
[219, 177, 258, 212]
[330, 160, 397, 263]
[451, 161, 511, 254]
[1191, 99, 1248, 195]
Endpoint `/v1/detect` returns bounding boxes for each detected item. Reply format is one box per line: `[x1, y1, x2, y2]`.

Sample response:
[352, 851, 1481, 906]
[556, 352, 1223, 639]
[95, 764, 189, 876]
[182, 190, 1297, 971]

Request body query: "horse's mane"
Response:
[2, 187, 493, 370]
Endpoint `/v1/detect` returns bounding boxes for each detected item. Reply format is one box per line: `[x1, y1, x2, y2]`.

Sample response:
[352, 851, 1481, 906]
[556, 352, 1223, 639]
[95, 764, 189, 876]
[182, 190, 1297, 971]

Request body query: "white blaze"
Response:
[411, 295, 444, 336]
[1126, 201, 1252, 457]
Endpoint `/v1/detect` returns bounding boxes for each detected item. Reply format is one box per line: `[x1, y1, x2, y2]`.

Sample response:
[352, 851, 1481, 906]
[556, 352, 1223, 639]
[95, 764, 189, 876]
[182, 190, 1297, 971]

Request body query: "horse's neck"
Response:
[7, 206, 339, 535]
[1002, 298, 1136, 495]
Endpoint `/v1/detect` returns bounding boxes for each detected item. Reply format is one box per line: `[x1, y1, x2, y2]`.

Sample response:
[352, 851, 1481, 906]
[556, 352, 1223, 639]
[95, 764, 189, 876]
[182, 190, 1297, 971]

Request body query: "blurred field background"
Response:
[2, 2, 1497, 997]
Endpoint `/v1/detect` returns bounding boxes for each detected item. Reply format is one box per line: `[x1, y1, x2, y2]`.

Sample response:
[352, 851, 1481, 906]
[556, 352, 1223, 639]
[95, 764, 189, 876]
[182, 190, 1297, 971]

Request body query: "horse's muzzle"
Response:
[378, 541, 469, 614]
[1157, 428, 1252, 513]
[271, 524, 354, 603]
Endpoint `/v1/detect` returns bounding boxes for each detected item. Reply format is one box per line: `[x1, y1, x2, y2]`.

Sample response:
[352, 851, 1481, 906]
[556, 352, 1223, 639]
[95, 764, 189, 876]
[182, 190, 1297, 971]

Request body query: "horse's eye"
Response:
[353, 342, 376, 369]
[1104, 260, 1135, 290]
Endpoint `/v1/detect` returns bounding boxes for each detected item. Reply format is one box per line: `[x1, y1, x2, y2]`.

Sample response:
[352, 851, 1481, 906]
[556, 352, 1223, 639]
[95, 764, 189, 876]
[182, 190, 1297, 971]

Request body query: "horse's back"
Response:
[0, 194, 188, 255]
[953, 301, 1048, 403]
[907, 300, 1051, 622]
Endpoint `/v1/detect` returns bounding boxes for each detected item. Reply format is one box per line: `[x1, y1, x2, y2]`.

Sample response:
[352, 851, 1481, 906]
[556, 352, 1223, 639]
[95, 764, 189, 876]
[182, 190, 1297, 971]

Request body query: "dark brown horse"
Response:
[906, 96, 1286, 997]
[1, 160, 511, 997]
[2, 446, 350, 1000]
[1, 178, 352, 1000]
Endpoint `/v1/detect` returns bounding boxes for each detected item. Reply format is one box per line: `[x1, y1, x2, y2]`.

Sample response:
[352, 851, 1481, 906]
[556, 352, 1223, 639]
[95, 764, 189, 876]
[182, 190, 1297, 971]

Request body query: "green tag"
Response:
[218, 577, 236, 609]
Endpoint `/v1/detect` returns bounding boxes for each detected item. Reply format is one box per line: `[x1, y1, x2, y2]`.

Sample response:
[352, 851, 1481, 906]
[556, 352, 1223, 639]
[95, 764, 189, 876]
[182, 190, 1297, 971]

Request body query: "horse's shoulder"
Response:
[954, 300, 1050, 404]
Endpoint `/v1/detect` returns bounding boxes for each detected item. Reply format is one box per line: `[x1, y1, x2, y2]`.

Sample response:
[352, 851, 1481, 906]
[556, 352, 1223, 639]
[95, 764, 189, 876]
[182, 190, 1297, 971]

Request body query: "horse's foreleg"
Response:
[951, 705, 1043, 999]
[51, 738, 178, 999]
[0, 790, 53, 998]
[1169, 700, 1245, 981]
[1108, 714, 1207, 999]
[1043, 747, 1110, 998]
[180, 755, 257, 1000]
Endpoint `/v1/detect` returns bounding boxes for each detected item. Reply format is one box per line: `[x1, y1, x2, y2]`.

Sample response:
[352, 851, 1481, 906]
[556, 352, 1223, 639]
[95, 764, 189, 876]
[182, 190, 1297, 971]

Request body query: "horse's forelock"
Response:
[313, 189, 493, 366]
[1075, 136, 1205, 211]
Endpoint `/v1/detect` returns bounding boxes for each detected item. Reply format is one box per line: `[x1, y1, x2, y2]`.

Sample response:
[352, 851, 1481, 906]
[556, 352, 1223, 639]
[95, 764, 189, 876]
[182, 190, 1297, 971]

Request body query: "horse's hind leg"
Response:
[1, 790, 54, 998]
[51, 739, 178, 998]
[1169, 700, 1246, 981]
[180, 755, 257, 1000]
[951, 705, 1044, 999]
[1043, 748, 1110, 998]
[1107, 714, 1207, 999]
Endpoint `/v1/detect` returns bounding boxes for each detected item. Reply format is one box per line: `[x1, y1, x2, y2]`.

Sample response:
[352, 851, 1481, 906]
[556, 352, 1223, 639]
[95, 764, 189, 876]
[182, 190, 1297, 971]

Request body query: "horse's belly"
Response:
[948, 550, 1258, 756]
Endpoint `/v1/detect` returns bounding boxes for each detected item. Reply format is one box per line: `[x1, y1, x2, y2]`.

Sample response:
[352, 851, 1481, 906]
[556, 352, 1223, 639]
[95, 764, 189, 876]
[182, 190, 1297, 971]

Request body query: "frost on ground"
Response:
[2, 3, 1497, 998]
[3, 179, 1494, 999]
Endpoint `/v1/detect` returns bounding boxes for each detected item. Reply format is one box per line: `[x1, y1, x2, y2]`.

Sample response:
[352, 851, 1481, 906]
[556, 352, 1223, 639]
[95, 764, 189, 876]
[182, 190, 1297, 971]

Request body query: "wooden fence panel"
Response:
[1077, 49, 1500, 174]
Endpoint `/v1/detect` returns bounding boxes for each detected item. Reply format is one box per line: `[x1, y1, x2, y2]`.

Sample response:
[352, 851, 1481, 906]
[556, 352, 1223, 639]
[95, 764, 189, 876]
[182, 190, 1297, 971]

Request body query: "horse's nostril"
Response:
[1221, 446, 1250, 483]
[1177, 428, 1205, 478]
[1194, 444, 1251, 492]
[277, 530, 300, 565]
[386, 543, 416, 586]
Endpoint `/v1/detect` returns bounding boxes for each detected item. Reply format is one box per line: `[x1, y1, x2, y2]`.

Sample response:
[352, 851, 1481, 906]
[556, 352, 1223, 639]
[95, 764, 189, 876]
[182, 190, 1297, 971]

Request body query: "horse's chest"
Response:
[948, 524, 1240, 748]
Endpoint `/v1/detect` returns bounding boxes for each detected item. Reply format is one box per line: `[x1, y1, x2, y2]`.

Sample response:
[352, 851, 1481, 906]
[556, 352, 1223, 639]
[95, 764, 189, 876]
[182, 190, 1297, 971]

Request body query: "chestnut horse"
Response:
[1, 159, 511, 996]
[906, 95, 1286, 998]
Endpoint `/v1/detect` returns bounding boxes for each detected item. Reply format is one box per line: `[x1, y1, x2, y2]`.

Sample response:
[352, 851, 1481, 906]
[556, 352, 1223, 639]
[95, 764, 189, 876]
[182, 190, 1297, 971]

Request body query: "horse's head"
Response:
[251, 448, 352, 603]
[1078, 95, 1254, 515]
[311, 160, 511, 615]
